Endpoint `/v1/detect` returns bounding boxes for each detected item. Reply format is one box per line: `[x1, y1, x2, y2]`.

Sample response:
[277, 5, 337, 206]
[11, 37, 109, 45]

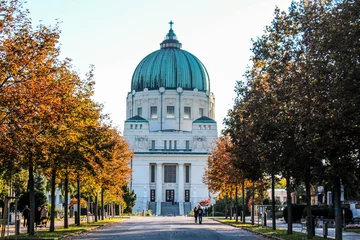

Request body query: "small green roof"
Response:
[125, 115, 148, 123]
[193, 116, 216, 123]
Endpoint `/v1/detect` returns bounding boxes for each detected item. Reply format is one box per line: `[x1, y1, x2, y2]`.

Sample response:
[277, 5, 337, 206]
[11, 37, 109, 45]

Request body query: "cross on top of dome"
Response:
[169, 20, 174, 29]
[161, 20, 182, 49]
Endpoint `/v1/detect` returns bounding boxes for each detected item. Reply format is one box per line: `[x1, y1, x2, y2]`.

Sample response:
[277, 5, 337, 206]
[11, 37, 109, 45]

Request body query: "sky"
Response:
[25, 0, 293, 134]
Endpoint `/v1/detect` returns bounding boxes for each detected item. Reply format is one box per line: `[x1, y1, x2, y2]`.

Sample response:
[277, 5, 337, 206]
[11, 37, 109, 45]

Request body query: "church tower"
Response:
[123, 22, 218, 215]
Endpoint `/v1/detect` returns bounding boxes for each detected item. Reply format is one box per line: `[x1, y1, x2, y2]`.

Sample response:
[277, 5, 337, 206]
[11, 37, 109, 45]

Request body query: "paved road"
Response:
[69, 216, 267, 240]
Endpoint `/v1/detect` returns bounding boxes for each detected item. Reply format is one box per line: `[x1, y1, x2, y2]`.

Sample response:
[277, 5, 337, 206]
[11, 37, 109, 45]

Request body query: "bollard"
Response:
[264, 212, 267, 226]
[312, 216, 316, 237]
[15, 219, 20, 235]
[323, 222, 328, 239]
[74, 211, 78, 224]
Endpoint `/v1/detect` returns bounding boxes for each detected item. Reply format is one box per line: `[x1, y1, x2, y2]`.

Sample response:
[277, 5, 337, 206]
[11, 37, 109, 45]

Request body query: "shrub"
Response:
[146, 209, 153, 216]
[189, 210, 194, 217]
[303, 205, 333, 219]
[18, 190, 47, 211]
[283, 204, 306, 223]
[302, 205, 353, 224]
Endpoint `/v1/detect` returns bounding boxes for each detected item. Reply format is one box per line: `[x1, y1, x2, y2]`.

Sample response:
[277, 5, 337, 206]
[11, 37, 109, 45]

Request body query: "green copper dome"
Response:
[131, 21, 210, 92]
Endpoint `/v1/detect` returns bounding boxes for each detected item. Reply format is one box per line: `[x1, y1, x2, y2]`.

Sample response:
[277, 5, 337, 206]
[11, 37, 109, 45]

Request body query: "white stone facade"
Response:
[123, 87, 217, 215]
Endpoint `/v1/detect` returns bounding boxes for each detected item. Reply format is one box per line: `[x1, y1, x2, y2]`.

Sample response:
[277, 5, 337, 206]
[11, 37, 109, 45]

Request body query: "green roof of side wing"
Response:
[125, 115, 148, 122]
[193, 116, 216, 123]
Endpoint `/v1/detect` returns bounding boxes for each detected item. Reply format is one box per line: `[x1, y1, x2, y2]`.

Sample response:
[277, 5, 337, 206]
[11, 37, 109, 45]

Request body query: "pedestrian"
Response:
[40, 205, 48, 227]
[22, 205, 30, 227]
[35, 206, 42, 227]
[194, 206, 198, 224]
[197, 205, 204, 224]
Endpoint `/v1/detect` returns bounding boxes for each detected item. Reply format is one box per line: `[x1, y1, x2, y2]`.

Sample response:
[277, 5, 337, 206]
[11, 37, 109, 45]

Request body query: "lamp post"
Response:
[143, 186, 147, 215]
[193, 186, 197, 206]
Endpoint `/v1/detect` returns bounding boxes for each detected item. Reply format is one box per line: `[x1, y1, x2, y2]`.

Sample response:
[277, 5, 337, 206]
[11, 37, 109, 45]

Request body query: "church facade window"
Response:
[150, 164, 155, 183]
[137, 107, 142, 116]
[185, 165, 190, 183]
[184, 107, 191, 119]
[199, 108, 204, 117]
[164, 165, 176, 183]
[167, 106, 175, 118]
[150, 106, 157, 118]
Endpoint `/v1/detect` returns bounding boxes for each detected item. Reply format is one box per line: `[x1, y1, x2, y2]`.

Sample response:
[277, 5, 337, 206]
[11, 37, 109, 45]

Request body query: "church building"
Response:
[123, 22, 218, 215]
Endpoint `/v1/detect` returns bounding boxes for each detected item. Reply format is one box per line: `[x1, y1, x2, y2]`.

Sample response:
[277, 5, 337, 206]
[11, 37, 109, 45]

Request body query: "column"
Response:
[156, 163, 162, 215]
[178, 164, 184, 215]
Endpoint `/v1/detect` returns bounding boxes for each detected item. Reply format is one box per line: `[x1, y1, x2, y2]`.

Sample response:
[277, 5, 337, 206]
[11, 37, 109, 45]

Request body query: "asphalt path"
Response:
[69, 216, 267, 240]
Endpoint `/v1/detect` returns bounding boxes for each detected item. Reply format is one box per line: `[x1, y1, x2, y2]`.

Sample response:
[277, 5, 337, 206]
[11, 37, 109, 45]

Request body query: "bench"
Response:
[35, 218, 48, 230]
[301, 218, 307, 232]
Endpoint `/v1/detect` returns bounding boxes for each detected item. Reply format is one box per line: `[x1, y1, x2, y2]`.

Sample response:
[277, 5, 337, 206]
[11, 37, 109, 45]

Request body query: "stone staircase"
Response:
[161, 202, 179, 216]
[149, 202, 157, 215]
[183, 202, 192, 216]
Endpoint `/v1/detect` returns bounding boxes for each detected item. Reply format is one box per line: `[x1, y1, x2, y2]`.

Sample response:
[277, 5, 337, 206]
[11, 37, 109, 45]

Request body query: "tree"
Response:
[122, 186, 136, 214]
[225, 1, 360, 239]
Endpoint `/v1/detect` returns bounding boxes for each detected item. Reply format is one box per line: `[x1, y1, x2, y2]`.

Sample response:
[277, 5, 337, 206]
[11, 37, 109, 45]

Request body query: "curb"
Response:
[212, 219, 283, 240]
[58, 220, 125, 240]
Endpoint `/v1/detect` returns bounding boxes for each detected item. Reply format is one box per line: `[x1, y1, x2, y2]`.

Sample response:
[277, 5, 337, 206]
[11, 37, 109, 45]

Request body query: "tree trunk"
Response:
[242, 180, 245, 223]
[235, 186, 239, 223]
[229, 195, 232, 220]
[64, 173, 69, 228]
[225, 194, 228, 219]
[76, 176, 81, 226]
[50, 168, 56, 232]
[334, 177, 342, 240]
[251, 182, 255, 225]
[305, 179, 313, 239]
[286, 175, 292, 234]
[95, 194, 98, 222]
[101, 188, 104, 220]
[87, 196, 90, 222]
[28, 160, 35, 235]
[271, 171, 276, 230]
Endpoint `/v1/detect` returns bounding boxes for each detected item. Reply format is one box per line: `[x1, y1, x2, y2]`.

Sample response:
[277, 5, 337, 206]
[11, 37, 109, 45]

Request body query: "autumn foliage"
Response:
[0, 0, 132, 235]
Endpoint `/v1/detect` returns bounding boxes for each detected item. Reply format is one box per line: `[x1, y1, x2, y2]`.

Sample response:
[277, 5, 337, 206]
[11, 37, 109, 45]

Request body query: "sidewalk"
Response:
[1, 217, 75, 238]
[244, 216, 360, 240]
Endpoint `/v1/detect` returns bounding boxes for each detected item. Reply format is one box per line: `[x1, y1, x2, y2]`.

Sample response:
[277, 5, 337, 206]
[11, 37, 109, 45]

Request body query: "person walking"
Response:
[35, 206, 42, 227]
[197, 205, 204, 224]
[194, 206, 198, 224]
[40, 205, 48, 227]
[22, 205, 30, 227]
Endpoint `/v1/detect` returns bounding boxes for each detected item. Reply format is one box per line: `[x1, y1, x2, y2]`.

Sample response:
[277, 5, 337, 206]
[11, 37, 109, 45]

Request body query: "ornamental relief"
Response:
[135, 136, 148, 150]
[149, 98, 157, 105]
[183, 98, 192, 105]
[193, 136, 207, 150]
[136, 100, 142, 106]
[165, 98, 176, 105]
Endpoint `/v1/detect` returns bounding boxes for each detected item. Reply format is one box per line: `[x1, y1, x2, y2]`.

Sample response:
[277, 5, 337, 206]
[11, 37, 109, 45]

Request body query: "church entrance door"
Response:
[166, 190, 174, 202]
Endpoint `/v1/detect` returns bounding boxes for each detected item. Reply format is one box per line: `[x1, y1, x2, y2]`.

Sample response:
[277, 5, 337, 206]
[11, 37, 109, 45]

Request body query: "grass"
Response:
[345, 227, 360, 233]
[7, 217, 126, 240]
[216, 218, 324, 240]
